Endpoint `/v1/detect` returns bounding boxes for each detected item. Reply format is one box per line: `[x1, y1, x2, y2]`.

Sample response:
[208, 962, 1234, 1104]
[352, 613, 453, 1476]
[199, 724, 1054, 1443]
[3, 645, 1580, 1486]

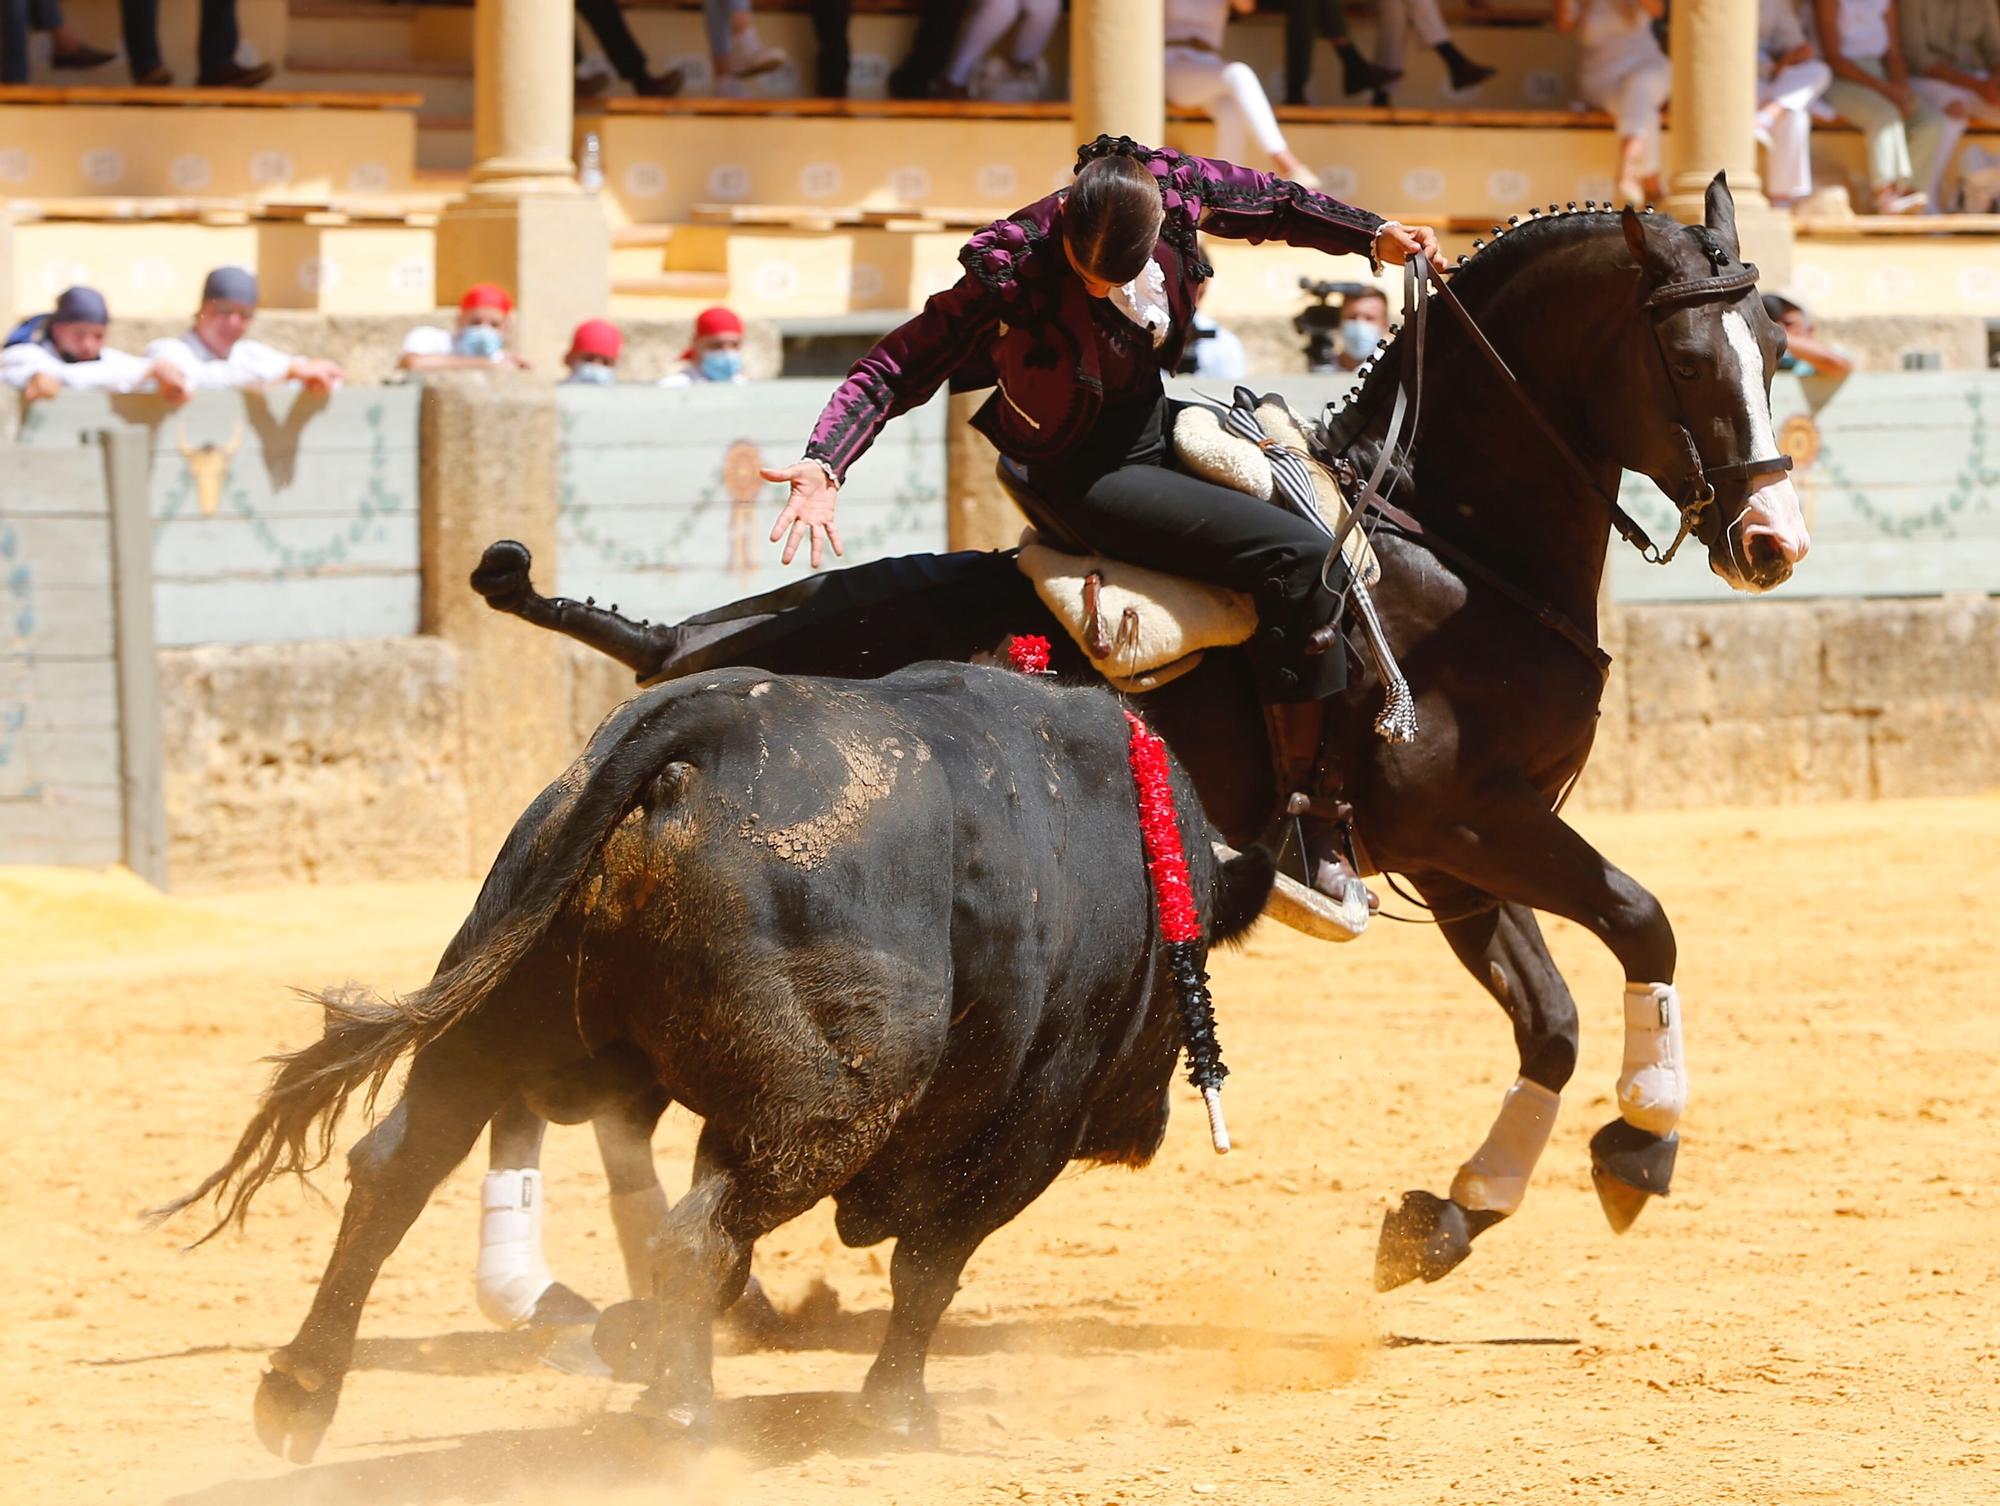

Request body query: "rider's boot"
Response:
[1262, 700, 1378, 911]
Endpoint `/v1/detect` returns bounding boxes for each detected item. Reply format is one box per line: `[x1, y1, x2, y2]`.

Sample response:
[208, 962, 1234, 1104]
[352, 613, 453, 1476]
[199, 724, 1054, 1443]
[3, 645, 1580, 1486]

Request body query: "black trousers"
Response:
[575, 0, 650, 84]
[1284, 0, 1352, 105]
[1028, 397, 1346, 702]
[119, 0, 236, 77]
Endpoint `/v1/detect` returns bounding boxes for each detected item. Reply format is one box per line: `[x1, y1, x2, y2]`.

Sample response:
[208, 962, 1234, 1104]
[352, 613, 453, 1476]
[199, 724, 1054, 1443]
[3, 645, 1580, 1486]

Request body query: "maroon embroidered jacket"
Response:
[803, 136, 1385, 482]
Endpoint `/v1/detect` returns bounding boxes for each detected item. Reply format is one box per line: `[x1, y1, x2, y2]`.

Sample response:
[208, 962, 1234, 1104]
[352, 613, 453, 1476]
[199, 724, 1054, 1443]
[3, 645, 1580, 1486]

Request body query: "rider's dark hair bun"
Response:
[1065, 155, 1164, 287]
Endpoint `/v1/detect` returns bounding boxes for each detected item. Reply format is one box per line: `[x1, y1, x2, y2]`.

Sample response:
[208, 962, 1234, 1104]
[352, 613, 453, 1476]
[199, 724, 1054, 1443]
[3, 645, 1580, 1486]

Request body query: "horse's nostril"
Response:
[1746, 532, 1787, 572]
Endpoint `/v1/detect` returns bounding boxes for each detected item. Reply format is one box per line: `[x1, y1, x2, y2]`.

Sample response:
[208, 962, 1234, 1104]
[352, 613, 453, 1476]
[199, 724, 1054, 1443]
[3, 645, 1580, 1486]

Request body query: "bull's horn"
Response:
[1213, 841, 1369, 942]
[221, 419, 244, 456]
[174, 418, 194, 458]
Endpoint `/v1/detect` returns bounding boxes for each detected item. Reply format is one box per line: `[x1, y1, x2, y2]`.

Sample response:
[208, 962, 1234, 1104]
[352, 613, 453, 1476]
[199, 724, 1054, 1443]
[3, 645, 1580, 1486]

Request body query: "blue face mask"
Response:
[455, 323, 505, 360]
[1339, 319, 1383, 362]
[568, 361, 615, 385]
[698, 348, 742, 382]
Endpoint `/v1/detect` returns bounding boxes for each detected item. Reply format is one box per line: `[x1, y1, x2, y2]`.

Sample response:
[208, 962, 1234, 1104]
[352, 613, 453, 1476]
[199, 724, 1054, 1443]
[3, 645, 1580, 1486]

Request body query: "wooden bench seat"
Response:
[0, 84, 422, 109]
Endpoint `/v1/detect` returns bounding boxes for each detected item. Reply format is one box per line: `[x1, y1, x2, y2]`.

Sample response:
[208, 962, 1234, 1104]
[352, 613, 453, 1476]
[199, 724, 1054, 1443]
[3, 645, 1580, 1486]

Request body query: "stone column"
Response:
[1663, 0, 1794, 282]
[1071, 0, 1164, 147]
[419, 375, 575, 873]
[436, 0, 611, 371]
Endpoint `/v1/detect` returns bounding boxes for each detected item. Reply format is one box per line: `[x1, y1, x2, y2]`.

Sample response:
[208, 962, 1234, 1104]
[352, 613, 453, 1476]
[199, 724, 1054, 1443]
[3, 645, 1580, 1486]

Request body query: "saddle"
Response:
[1005, 392, 1378, 691]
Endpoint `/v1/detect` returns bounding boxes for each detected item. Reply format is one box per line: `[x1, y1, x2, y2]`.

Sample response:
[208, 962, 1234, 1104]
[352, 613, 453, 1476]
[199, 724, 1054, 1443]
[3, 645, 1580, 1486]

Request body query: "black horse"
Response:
[474, 178, 1809, 1293]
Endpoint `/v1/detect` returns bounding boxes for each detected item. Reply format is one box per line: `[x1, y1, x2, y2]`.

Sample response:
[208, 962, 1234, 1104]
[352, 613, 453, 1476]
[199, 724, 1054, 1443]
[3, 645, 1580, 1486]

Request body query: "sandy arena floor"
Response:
[3, 796, 1996, 1505]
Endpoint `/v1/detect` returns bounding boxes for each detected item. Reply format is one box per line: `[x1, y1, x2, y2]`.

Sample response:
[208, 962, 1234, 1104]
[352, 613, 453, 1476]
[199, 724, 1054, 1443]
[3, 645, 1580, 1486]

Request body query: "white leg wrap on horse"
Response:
[476, 1169, 556, 1329]
[1449, 1077, 1561, 1214]
[609, 1183, 671, 1300]
[1617, 981, 1688, 1137]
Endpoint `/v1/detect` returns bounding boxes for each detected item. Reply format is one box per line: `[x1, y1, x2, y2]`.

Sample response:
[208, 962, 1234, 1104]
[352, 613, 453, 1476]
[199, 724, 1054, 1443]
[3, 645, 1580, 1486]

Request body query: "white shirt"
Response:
[0, 339, 157, 392]
[1109, 258, 1173, 348]
[1188, 312, 1248, 381]
[1576, 0, 1657, 51]
[1165, 0, 1229, 50]
[400, 325, 454, 358]
[145, 327, 296, 390]
[1830, 0, 1891, 58]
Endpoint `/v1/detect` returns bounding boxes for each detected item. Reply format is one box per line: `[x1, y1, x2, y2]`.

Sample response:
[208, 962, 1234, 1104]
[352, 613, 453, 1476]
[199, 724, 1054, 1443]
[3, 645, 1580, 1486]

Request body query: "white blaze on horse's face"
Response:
[1713, 309, 1811, 592]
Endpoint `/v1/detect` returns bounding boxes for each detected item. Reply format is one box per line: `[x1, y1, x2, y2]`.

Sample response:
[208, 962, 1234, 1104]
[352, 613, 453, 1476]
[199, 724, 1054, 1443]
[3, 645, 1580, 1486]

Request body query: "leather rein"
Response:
[1326, 244, 1791, 677]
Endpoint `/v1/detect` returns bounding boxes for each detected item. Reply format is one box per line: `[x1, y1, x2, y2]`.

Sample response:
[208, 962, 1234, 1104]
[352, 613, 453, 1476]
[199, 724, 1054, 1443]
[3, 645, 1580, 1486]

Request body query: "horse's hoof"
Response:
[470, 539, 534, 607]
[858, 1383, 941, 1448]
[1588, 1121, 1678, 1233]
[253, 1365, 337, 1465]
[1374, 1190, 1474, 1291]
[593, 1298, 663, 1384]
[632, 1384, 713, 1439]
[528, 1281, 601, 1328]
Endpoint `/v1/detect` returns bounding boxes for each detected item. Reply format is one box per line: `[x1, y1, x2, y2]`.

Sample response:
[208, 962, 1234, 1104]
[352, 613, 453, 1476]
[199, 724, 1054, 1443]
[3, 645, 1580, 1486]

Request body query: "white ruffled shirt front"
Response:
[1108, 258, 1172, 348]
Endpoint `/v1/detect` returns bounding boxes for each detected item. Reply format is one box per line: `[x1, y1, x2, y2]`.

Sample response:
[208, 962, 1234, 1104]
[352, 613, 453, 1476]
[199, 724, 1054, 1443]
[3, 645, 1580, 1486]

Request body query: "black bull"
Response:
[165, 664, 1275, 1459]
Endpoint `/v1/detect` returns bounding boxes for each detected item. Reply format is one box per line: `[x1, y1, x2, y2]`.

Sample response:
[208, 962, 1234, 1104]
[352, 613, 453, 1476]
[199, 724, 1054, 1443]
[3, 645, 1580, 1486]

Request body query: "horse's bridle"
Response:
[1337, 249, 1793, 579]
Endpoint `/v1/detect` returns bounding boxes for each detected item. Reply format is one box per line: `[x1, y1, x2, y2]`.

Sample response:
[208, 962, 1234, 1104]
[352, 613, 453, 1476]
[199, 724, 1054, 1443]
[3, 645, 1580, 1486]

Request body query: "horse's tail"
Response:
[154, 691, 704, 1245]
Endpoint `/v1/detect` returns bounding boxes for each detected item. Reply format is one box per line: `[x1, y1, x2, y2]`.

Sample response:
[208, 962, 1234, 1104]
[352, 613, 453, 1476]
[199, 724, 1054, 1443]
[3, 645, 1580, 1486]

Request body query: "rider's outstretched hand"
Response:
[1375, 222, 1447, 274]
[763, 460, 845, 568]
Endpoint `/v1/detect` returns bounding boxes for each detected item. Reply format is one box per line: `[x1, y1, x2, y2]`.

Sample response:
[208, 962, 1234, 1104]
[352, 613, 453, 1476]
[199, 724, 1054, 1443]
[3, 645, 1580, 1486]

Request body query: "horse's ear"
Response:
[1704, 172, 1741, 259]
[1620, 205, 1656, 270]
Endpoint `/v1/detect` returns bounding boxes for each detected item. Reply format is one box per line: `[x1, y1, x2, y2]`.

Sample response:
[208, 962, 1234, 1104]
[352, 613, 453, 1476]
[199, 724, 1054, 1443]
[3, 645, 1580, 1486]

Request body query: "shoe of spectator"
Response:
[575, 67, 611, 100]
[133, 65, 174, 86]
[1341, 52, 1401, 97]
[1369, 88, 1391, 108]
[1873, 185, 1928, 215]
[1437, 42, 1495, 93]
[721, 35, 787, 79]
[928, 77, 973, 101]
[51, 43, 118, 70]
[983, 57, 1048, 104]
[634, 67, 684, 99]
[197, 61, 275, 88]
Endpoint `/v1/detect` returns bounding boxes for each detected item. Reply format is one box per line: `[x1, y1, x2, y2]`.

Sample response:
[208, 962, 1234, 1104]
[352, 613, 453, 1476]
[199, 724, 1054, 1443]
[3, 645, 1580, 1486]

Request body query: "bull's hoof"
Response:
[1588, 1121, 1678, 1234]
[1375, 1190, 1474, 1292]
[593, 1298, 663, 1384]
[858, 1379, 941, 1448]
[253, 1364, 337, 1465]
[470, 539, 535, 610]
[527, 1281, 600, 1328]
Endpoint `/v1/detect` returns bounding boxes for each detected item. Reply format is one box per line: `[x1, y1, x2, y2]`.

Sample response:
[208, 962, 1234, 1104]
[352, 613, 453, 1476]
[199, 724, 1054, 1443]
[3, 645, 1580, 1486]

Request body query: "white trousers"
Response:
[1372, 0, 1451, 75]
[1165, 47, 1291, 163]
[1758, 57, 1833, 201]
[1909, 75, 1983, 207]
[946, 0, 1061, 86]
[1581, 32, 1670, 174]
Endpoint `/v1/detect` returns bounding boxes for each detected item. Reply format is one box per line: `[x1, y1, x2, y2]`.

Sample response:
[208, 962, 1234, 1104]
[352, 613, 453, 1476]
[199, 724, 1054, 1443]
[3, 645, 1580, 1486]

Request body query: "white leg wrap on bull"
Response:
[1449, 1077, 1561, 1215]
[1617, 981, 1688, 1137]
[475, 1169, 557, 1329]
[608, 1183, 671, 1300]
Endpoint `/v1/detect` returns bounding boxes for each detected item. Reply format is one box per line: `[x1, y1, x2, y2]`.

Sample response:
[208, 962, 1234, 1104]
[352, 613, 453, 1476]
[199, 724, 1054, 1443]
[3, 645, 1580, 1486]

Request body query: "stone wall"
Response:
[158, 638, 470, 889]
[1574, 593, 2000, 811]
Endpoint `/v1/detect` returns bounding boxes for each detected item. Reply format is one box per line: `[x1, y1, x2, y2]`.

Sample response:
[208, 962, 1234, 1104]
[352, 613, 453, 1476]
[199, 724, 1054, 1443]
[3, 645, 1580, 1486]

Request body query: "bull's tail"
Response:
[155, 693, 703, 1245]
[1210, 841, 1277, 945]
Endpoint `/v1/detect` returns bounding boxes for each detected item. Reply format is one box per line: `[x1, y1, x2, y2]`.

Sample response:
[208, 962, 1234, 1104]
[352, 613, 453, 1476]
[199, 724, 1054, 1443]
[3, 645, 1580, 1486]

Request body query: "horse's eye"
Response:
[1674, 362, 1698, 380]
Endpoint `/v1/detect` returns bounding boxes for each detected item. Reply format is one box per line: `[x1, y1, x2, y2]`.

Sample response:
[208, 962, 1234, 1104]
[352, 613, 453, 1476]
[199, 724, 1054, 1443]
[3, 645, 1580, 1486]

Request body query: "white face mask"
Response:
[567, 361, 615, 385]
[1339, 319, 1383, 362]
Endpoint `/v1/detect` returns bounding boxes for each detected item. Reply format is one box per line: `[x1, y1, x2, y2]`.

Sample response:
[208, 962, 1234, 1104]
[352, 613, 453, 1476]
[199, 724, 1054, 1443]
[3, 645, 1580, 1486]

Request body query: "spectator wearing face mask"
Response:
[1334, 285, 1388, 372]
[2, 286, 183, 402]
[1764, 291, 1855, 377]
[145, 267, 342, 403]
[400, 284, 530, 374]
[563, 319, 623, 385]
[661, 307, 748, 387]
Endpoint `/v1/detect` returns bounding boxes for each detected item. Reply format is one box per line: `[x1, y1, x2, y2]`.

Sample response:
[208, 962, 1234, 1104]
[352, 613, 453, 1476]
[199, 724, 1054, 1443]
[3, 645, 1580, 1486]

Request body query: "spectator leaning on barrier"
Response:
[1558, 0, 1672, 207]
[0, 286, 177, 401]
[399, 284, 530, 374]
[1814, 0, 1949, 212]
[661, 307, 749, 387]
[1757, 0, 1835, 206]
[562, 319, 623, 385]
[145, 267, 343, 400]
[1765, 290, 1856, 376]
[1901, 0, 2000, 207]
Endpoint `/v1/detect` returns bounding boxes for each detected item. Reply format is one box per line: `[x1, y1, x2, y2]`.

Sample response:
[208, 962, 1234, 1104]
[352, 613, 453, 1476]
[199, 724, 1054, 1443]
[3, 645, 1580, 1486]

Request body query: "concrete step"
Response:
[278, 61, 474, 119]
[286, 3, 420, 67]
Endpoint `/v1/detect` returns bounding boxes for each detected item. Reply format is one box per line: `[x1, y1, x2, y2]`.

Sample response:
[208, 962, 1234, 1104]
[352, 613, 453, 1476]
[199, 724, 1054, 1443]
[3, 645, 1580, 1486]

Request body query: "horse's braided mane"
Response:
[1308, 203, 1687, 468]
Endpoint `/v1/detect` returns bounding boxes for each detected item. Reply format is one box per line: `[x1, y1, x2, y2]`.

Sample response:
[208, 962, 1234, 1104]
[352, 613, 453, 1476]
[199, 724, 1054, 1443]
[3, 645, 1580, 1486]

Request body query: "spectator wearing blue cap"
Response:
[144, 267, 343, 402]
[1, 286, 177, 402]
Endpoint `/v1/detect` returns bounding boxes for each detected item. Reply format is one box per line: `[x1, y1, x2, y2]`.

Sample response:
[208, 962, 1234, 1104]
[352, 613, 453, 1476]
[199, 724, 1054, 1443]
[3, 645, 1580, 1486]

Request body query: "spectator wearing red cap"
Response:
[562, 319, 624, 385]
[660, 306, 748, 387]
[399, 283, 530, 374]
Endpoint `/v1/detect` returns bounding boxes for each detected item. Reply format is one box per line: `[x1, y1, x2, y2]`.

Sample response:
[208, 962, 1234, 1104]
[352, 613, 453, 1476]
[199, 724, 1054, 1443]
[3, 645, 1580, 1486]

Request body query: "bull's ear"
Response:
[1704, 172, 1741, 260]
